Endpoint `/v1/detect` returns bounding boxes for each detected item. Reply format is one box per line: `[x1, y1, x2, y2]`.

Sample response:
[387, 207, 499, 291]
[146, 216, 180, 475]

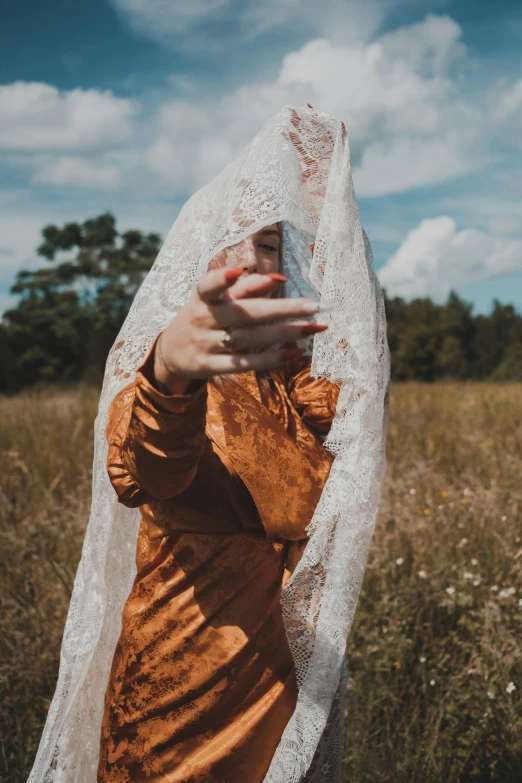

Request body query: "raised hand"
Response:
[153, 266, 327, 394]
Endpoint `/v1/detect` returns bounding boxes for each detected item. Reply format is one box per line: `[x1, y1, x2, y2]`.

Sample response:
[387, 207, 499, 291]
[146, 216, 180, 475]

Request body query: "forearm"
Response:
[119, 338, 208, 499]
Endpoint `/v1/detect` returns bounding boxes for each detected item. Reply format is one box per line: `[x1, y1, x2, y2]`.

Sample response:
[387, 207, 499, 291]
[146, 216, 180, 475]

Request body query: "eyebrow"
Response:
[257, 229, 280, 238]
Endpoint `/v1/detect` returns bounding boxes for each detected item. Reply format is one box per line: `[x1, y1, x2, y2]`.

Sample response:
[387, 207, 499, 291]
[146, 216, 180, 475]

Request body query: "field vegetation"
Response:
[0, 383, 521, 782]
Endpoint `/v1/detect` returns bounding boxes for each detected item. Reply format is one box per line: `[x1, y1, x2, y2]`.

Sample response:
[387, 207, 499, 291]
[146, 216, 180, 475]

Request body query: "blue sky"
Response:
[1, 0, 521, 314]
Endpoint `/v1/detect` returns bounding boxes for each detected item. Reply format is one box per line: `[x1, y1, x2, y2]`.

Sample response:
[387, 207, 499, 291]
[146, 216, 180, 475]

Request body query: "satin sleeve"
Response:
[285, 356, 341, 435]
[106, 338, 208, 505]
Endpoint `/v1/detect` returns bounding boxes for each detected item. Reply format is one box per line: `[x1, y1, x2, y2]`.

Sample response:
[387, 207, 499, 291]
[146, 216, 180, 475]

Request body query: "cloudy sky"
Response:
[1, 0, 521, 314]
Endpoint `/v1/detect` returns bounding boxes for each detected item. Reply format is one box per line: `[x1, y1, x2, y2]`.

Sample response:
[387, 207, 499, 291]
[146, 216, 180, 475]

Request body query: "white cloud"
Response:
[143, 15, 481, 198]
[490, 77, 522, 150]
[110, 0, 229, 37]
[0, 82, 138, 151]
[110, 0, 397, 47]
[144, 101, 213, 191]
[32, 156, 122, 191]
[378, 216, 522, 301]
[491, 78, 522, 124]
[375, 12, 466, 75]
[354, 131, 481, 197]
[487, 215, 522, 236]
[0, 213, 56, 289]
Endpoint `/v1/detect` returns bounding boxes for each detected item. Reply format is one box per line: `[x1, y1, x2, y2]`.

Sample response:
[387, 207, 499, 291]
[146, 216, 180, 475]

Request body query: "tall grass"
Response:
[345, 383, 522, 782]
[0, 387, 98, 781]
[0, 384, 520, 782]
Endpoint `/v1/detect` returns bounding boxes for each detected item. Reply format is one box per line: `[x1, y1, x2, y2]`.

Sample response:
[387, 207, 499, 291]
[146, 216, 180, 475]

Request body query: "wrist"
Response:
[153, 332, 191, 395]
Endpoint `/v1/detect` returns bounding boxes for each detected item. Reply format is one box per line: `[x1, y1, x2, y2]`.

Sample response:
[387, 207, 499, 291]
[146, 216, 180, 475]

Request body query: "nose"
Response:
[240, 239, 257, 273]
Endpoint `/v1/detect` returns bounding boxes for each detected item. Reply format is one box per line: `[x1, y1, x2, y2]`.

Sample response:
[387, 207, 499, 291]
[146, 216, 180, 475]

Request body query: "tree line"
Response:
[1, 212, 521, 394]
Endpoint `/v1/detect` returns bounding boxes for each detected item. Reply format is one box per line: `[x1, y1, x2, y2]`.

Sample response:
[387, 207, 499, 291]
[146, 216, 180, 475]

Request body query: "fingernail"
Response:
[280, 347, 305, 362]
[301, 323, 328, 336]
[225, 268, 244, 281]
[267, 273, 287, 283]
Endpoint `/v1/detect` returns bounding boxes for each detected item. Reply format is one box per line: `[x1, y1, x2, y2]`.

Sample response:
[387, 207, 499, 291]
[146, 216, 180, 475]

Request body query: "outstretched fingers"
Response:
[225, 272, 287, 300]
[196, 267, 245, 303]
[197, 269, 286, 304]
[210, 321, 328, 354]
[212, 295, 320, 327]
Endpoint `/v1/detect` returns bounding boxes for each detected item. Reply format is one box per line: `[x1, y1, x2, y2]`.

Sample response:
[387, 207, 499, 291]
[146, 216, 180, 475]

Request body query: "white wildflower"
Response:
[471, 558, 478, 566]
[418, 570, 428, 579]
[446, 586, 456, 595]
[409, 489, 416, 495]
[396, 557, 404, 566]
[463, 487, 471, 496]
[506, 682, 516, 694]
[463, 572, 473, 579]
[473, 579, 481, 586]
[419, 656, 426, 663]
[487, 691, 495, 700]
[430, 679, 436, 686]
[501, 515, 507, 522]
[457, 537, 468, 548]
[490, 585, 499, 592]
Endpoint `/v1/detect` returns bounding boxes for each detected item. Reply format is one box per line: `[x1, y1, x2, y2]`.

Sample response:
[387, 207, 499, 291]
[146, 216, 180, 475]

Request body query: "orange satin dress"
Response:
[97, 344, 340, 783]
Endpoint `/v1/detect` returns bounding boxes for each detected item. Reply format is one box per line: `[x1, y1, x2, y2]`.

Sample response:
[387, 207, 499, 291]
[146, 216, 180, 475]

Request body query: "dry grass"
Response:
[0, 383, 521, 782]
[344, 383, 522, 782]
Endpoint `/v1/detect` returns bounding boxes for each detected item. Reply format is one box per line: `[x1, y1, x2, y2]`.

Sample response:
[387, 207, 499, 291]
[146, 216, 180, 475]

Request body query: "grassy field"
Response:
[0, 383, 521, 782]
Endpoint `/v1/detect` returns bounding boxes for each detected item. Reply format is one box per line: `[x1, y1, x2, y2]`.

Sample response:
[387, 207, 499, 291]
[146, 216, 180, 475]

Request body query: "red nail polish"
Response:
[301, 323, 328, 336]
[280, 347, 305, 362]
[267, 273, 287, 283]
[224, 268, 244, 281]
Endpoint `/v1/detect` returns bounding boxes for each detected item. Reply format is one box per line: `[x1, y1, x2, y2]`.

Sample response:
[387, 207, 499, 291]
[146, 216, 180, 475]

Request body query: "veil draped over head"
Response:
[29, 106, 390, 783]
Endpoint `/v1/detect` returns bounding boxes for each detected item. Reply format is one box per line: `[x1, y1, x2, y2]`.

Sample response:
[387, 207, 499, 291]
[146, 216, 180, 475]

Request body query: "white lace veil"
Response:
[28, 105, 390, 783]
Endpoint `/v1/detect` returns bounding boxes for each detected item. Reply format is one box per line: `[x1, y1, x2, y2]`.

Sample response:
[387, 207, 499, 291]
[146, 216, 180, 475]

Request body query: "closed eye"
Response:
[258, 243, 278, 252]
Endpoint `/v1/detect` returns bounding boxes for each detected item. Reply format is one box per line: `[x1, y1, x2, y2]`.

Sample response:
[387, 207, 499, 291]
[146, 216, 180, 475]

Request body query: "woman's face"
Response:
[208, 223, 281, 277]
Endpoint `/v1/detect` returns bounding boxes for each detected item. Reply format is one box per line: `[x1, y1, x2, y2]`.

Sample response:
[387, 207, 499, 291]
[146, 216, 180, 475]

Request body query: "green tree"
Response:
[385, 295, 441, 381]
[436, 291, 475, 378]
[490, 342, 522, 381]
[0, 213, 161, 392]
[384, 289, 522, 383]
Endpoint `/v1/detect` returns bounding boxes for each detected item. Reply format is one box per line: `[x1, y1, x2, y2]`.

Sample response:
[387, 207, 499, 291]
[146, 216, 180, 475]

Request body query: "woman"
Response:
[97, 223, 341, 781]
[28, 106, 389, 783]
